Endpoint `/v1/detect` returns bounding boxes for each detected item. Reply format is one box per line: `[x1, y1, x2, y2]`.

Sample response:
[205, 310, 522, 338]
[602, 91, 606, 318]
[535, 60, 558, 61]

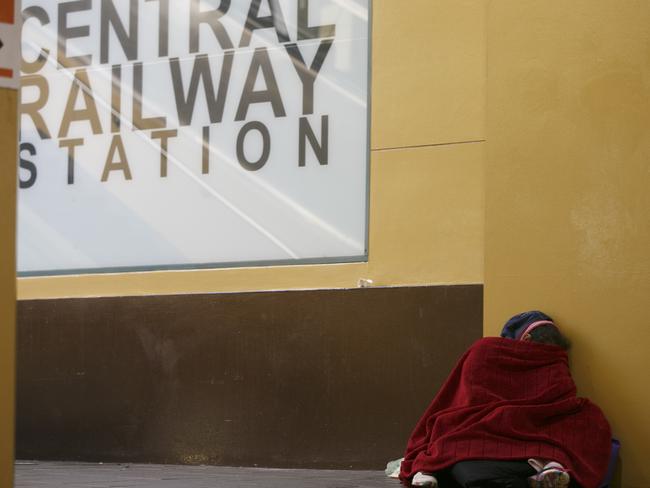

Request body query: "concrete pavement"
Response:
[14, 461, 398, 488]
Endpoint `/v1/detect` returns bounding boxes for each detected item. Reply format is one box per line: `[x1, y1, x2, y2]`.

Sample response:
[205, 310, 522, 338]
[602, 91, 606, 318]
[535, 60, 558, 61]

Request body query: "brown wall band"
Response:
[17, 285, 481, 469]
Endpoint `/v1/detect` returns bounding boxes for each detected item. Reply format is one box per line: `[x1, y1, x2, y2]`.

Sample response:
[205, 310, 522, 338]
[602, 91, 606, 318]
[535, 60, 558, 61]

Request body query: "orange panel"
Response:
[0, 0, 14, 24]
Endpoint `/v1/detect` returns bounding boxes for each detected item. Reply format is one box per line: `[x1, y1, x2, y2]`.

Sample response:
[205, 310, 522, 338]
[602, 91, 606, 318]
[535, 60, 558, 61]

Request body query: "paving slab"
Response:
[15, 461, 398, 488]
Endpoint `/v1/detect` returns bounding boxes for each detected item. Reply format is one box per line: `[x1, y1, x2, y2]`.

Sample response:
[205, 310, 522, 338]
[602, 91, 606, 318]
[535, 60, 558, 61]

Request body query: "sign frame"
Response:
[17, 0, 373, 277]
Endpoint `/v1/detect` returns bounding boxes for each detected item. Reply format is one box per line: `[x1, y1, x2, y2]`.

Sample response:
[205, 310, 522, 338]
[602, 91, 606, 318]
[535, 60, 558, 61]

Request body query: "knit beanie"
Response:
[500, 310, 556, 340]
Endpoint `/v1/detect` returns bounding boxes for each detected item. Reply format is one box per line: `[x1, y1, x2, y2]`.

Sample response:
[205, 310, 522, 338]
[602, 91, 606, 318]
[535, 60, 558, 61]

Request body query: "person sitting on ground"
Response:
[399, 311, 611, 488]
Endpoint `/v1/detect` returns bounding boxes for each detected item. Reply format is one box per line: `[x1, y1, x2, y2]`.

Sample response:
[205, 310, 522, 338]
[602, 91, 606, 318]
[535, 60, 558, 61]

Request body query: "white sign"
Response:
[0, 0, 19, 89]
[18, 0, 370, 275]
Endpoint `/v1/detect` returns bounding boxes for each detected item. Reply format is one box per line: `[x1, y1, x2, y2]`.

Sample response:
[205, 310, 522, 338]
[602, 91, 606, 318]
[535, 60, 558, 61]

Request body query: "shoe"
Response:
[412, 471, 438, 487]
[527, 460, 570, 488]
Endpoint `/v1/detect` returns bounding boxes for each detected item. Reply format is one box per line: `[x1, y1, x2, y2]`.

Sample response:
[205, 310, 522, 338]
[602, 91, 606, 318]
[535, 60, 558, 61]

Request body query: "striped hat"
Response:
[500, 310, 557, 340]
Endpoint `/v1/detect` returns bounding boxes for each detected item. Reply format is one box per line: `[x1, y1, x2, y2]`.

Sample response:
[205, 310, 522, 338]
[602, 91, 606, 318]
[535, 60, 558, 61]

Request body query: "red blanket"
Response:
[400, 337, 611, 488]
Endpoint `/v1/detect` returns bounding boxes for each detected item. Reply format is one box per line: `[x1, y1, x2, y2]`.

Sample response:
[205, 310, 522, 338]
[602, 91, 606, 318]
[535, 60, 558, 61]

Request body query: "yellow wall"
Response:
[485, 2, 650, 487]
[0, 88, 17, 488]
[18, 0, 486, 299]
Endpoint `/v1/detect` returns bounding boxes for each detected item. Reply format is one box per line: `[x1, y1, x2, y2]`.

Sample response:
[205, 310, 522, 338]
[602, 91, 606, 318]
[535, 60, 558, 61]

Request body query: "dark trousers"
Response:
[449, 460, 535, 488]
